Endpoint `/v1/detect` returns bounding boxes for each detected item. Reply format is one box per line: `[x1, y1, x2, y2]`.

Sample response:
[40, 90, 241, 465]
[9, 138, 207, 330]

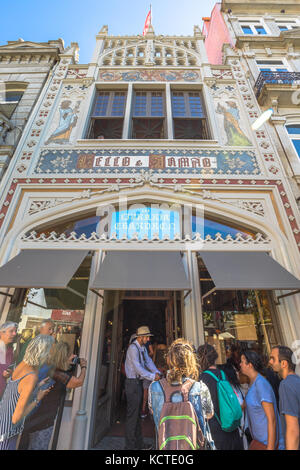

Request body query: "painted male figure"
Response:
[124, 325, 161, 450]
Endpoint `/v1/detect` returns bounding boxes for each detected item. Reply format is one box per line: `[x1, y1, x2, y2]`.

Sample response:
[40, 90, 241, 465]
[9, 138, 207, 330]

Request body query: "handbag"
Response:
[249, 439, 268, 450]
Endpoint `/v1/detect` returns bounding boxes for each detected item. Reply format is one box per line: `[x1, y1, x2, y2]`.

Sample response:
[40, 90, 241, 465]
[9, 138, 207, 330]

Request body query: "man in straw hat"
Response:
[124, 325, 161, 450]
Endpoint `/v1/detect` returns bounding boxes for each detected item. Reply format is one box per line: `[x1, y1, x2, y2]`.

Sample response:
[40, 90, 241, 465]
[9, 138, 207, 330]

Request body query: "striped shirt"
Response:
[0, 372, 35, 444]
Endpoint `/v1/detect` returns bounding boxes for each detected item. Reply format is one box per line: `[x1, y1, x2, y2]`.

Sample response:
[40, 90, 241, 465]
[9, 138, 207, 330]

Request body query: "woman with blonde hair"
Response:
[148, 338, 214, 449]
[0, 335, 54, 450]
[19, 341, 87, 450]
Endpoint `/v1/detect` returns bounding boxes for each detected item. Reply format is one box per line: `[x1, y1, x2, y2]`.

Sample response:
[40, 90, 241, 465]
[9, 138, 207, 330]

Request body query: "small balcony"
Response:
[255, 71, 300, 107]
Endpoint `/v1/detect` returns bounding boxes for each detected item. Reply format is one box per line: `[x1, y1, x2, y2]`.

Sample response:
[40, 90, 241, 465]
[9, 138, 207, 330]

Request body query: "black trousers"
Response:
[124, 378, 144, 450]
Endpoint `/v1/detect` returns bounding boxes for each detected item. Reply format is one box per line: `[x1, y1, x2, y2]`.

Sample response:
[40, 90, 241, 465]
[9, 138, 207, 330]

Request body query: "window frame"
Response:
[132, 90, 165, 118]
[286, 123, 300, 160]
[239, 21, 269, 35]
[91, 90, 127, 118]
[171, 91, 206, 119]
[275, 19, 300, 31]
[256, 59, 291, 73]
[171, 90, 209, 140]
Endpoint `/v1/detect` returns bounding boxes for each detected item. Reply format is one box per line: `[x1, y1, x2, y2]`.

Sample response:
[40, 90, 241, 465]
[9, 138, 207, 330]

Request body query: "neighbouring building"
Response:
[0, 22, 299, 449]
[202, 0, 300, 210]
[0, 39, 68, 181]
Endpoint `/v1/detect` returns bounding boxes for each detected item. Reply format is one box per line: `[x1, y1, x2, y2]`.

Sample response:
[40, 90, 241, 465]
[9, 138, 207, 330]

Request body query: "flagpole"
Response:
[150, 4, 152, 25]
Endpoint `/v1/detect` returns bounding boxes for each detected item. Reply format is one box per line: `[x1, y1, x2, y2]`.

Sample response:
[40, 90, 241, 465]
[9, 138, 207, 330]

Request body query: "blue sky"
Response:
[0, 0, 218, 64]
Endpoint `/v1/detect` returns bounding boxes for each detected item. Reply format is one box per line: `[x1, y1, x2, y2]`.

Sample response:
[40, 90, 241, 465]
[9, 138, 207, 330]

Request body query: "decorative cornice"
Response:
[20, 230, 271, 246]
[26, 172, 265, 218]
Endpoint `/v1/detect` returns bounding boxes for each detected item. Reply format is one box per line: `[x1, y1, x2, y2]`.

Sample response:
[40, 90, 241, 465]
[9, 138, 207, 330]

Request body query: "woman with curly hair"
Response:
[148, 338, 214, 449]
[198, 343, 243, 450]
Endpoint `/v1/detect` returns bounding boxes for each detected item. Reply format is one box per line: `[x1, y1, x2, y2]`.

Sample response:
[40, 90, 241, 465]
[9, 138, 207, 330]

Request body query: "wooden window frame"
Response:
[91, 90, 127, 118]
[133, 90, 165, 118]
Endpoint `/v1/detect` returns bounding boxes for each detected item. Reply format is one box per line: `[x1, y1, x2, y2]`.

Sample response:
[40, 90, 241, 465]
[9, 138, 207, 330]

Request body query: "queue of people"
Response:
[0, 316, 299, 451]
[124, 325, 300, 451]
[0, 319, 87, 450]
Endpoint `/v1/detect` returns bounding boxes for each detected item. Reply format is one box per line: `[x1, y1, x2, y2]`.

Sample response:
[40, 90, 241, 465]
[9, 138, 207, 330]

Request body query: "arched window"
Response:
[286, 124, 300, 159]
[27, 203, 258, 241]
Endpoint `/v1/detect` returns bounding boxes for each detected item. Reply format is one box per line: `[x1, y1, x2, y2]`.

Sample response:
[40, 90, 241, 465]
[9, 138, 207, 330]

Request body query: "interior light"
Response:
[251, 108, 273, 130]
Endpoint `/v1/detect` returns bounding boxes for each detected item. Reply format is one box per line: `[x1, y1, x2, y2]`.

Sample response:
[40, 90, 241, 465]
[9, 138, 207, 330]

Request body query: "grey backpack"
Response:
[158, 378, 205, 451]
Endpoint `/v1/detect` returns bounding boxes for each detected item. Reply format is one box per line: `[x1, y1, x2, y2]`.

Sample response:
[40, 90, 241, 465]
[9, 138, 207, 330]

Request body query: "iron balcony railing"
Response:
[255, 71, 300, 97]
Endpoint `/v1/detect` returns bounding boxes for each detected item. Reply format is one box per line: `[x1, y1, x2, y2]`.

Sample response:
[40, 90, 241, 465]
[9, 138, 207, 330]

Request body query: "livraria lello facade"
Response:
[0, 10, 299, 449]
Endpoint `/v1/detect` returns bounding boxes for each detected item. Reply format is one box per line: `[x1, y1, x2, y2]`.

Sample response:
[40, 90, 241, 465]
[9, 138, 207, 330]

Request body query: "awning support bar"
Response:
[275, 289, 300, 305]
[90, 288, 104, 299]
[66, 286, 86, 302]
[201, 287, 217, 302]
[26, 300, 49, 310]
[0, 291, 13, 298]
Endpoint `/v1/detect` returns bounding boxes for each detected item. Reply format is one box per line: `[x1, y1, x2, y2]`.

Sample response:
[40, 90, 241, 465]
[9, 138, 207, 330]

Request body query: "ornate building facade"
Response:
[0, 23, 299, 449]
[203, 0, 300, 209]
[0, 39, 70, 181]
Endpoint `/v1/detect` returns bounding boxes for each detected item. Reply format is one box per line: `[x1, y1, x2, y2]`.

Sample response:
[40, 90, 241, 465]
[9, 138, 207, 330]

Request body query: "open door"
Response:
[165, 297, 174, 347]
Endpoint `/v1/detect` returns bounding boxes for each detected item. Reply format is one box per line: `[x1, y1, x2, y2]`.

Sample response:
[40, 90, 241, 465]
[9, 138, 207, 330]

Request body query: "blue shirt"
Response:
[279, 374, 300, 448]
[245, 374, 284, 449]
[125, 340, 160, 382]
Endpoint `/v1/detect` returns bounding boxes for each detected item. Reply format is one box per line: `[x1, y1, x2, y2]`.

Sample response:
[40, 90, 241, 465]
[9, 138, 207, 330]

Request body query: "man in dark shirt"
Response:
[269, 345, 300, 450]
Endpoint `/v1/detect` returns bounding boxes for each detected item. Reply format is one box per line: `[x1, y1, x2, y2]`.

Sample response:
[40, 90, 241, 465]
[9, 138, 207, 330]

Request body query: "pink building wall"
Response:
[202, 3, 234, 65]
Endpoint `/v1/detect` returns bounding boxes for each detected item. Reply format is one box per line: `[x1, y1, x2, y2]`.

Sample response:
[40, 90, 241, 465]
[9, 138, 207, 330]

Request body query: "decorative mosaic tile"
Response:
[35, 148, 260, 176]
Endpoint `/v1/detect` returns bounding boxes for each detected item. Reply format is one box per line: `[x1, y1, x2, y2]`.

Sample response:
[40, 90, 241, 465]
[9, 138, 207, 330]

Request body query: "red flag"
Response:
[143, 9, 151, 36]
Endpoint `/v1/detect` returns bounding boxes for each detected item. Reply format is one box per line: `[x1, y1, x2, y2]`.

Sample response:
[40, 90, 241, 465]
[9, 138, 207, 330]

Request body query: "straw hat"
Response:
[136, 326, 153, 337]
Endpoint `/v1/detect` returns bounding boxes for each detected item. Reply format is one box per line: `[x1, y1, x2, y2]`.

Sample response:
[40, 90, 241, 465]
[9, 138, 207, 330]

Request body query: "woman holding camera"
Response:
[19, 341, 87, 450]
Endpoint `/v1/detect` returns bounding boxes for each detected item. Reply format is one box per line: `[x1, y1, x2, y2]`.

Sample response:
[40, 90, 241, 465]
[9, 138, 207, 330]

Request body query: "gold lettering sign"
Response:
[77, 154, 94, 169]
[149, 154, 165, 169]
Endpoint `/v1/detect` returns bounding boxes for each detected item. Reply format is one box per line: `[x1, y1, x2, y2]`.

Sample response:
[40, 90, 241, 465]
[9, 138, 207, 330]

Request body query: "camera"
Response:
[72, 356, 81, 366]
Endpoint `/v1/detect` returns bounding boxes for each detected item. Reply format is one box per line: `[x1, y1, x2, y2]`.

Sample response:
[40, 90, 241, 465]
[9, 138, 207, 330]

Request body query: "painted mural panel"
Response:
[98, 70, 200, 82]
[34, 148, 260, 175]
[44, 85, 88, 146]
[211, 84, 252, 147]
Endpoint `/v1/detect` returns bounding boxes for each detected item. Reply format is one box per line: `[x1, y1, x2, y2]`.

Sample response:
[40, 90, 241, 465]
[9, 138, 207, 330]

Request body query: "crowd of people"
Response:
[1, 316, 299, 451]
[0, 320, 87, 450]
[124, 325, 300, 451]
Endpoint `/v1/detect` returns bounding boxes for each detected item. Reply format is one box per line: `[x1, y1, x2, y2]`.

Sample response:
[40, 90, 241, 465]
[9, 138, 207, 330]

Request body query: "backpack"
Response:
[203, 370, 242, 432]
[157, 378, 205, 451]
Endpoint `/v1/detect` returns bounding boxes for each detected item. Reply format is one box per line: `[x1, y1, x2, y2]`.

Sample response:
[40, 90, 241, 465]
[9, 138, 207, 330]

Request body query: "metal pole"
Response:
[70, 251, 102, 449]
[254, 290, 271, 355]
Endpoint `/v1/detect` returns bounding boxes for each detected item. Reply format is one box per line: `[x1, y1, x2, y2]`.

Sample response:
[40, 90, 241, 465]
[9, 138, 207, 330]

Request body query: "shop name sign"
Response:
[92, 154, 217, 169]
[110, 207, 181, 239]
[36, 149, 260, 175]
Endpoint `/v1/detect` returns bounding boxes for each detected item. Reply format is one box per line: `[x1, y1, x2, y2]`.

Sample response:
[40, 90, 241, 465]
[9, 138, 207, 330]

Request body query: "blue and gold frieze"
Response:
[98, 70, 200, 82]
[35, 149, 260, 176]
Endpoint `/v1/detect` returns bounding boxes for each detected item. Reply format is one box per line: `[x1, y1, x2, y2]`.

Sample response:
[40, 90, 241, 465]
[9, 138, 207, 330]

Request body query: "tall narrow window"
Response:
[286, 124, 300, 159]
[88, 90, 127, 139]
[0, 82, 27, 119]
[131, 90, 165, 139]
[171, 91, 210, 140]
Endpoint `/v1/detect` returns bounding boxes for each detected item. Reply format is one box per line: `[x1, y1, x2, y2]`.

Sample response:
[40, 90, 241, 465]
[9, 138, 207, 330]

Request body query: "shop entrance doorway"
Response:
[91, 290, 183, 448]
